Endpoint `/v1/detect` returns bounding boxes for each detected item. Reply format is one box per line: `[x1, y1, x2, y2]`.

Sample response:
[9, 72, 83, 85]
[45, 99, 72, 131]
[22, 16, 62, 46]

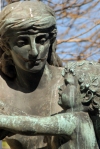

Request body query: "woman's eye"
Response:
[16, 40, 27, 47]
[36, 35, 48, 45]
[40, 38, 46, 45]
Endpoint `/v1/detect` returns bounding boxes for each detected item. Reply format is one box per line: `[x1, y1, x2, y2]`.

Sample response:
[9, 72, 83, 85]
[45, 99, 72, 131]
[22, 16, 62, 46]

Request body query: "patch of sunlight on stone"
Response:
[2, 140, 10, 149]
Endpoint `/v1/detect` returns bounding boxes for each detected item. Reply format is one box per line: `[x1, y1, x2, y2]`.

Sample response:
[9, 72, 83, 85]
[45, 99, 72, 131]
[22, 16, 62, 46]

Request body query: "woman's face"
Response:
[8, 29, 50, 73]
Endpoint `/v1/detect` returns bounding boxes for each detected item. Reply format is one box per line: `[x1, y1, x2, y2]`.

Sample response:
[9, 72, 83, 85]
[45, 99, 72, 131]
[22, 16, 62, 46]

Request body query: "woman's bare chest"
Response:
[0, 81, 62, 116]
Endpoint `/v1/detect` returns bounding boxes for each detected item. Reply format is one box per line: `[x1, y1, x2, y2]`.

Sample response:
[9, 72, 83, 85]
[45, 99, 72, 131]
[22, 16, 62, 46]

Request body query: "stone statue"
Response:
[0, 1, 100, 149]
[0, 1, 63, 149]
[0, 61, 100, 149]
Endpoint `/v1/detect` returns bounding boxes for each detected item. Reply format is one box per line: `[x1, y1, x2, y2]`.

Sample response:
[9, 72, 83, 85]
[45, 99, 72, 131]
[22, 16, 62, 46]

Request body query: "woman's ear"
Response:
[1, 52, 16, 78]
[5, 46, 11, 56]
[51, 39, 62, 67]
[4, 41, 12, 56]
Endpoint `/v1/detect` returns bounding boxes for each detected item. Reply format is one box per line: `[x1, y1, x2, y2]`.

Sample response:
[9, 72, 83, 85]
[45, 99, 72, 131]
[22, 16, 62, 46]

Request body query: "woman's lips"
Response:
[27, 60, 41, 68]
[25, 57, 47, 69]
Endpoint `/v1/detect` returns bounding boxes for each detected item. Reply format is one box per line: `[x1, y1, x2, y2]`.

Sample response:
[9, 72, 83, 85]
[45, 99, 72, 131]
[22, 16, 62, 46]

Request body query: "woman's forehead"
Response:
[6, 28, 50, 41]
[8, 27, 50, 36]
[16, 28, 40, 35]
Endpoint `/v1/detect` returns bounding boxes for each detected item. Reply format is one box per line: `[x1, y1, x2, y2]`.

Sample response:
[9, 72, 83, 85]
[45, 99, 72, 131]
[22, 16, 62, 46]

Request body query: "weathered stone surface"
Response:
[0, 1, 99, 149]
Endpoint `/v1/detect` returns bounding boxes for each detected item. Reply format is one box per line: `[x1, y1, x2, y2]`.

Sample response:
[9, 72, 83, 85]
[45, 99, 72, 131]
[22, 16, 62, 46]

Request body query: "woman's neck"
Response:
[15, 63, 52, 92]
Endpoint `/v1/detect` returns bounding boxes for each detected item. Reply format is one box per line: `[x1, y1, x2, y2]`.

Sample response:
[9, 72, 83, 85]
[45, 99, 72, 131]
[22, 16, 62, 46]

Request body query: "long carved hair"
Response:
[0, 1, 62, 78]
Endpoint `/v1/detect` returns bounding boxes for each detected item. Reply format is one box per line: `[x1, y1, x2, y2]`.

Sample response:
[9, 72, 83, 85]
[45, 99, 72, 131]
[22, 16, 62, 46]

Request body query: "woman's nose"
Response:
[29, 37, 38, 59]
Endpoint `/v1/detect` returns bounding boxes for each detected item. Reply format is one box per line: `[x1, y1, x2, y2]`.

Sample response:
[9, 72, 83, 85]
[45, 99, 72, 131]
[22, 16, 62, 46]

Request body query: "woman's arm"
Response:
[0, 113, 77, 136]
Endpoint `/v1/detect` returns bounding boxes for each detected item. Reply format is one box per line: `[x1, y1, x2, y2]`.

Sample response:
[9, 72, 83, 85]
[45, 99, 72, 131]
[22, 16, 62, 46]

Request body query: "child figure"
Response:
[0, 61, 99, 149]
